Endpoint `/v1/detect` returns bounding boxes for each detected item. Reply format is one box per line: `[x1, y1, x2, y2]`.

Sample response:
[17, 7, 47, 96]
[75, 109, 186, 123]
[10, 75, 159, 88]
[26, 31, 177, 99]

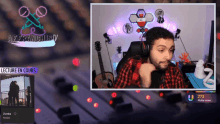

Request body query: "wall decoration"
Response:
[155, 9, 164, 24]
[123, 23, 133, 34]
[129, 9, 154, 33]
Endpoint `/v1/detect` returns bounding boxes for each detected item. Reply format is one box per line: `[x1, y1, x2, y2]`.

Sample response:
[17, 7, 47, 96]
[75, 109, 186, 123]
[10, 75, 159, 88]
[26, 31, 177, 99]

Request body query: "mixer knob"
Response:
[115, 103, 133, 113]
[54, 77, 66, 86]
[62, 114, 80, 124]
[109, 97, 124, 108]
[57, 83, 73, 94]
[166, 93, 182, 104]
[57, 107, 72, 120]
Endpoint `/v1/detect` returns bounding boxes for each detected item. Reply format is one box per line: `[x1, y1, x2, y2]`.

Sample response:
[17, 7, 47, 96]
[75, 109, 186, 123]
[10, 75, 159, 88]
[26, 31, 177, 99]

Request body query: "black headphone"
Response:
[142, 40, 150, 57]
[141, 32, 150, 57]
[141, 38, 175, 57]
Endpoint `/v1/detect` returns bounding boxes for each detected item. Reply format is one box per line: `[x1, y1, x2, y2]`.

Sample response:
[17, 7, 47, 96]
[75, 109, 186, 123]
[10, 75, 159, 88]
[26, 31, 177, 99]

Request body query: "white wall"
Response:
[92, 4, 215, 76]
[203, 5, 215, 62]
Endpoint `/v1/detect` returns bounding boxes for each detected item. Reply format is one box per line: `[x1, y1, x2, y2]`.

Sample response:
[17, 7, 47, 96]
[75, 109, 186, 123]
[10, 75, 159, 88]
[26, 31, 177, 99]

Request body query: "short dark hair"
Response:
[145, 27, 174, 50]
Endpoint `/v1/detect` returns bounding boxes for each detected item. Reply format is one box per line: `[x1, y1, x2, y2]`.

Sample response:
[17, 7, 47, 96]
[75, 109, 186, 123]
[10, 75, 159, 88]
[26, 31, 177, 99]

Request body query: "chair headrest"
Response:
[116, 41, 144, 74]
[129, 41, 143, 57]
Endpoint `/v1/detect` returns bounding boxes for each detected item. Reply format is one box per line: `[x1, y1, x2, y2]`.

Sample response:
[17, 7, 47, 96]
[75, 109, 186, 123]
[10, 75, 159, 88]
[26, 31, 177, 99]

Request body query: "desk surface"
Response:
[186, 73, 214, 89]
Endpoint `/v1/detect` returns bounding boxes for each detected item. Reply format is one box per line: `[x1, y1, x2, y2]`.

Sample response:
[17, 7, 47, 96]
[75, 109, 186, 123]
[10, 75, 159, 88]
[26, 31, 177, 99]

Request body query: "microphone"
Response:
[174, 29, 181, 40]
[150, 70, 164, 88]
[103, 33, 111, 44]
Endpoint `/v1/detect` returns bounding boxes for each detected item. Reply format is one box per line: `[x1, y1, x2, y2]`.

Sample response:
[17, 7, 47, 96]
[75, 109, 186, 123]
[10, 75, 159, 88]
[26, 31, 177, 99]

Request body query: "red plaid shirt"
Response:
[114, 56, 188, 88]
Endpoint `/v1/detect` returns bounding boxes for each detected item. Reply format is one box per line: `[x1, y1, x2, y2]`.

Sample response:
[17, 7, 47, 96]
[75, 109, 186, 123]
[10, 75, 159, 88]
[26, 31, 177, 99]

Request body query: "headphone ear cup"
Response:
[142, 42, 150, 56]
[146, 43, 150, 56]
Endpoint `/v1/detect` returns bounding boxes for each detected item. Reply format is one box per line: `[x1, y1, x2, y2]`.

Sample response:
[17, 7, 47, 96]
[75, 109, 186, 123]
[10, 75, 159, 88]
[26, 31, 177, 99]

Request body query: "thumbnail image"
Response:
[0, 75, 32, 107]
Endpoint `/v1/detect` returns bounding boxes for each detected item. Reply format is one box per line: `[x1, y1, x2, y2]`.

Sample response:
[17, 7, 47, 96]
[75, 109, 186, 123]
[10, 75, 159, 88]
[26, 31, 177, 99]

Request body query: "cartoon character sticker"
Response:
[129, 9, 154, 33]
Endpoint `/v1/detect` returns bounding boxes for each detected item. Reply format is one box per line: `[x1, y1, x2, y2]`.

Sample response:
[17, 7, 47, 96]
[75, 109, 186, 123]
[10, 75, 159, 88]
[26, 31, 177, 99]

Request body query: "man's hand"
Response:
[139, 63, 156, 88]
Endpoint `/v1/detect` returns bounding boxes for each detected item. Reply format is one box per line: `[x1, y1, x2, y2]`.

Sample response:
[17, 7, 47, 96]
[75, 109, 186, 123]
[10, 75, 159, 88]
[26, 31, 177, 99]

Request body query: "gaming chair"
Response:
[116, 41, 144, 75]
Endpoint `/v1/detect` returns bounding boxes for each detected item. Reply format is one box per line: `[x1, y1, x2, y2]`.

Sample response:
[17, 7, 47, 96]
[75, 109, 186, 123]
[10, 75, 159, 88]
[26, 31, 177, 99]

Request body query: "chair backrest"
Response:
[116, 41, 144, 74]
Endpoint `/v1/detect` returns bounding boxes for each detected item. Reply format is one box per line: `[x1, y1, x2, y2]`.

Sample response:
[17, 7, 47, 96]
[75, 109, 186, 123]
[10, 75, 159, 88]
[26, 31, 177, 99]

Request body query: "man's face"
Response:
[149, 38, 175, 71]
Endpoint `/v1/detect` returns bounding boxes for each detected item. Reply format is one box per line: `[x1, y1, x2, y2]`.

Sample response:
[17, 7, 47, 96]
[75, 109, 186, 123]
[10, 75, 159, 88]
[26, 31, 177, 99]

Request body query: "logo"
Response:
[188, 95, 194, 101]
[123, 23, 133, 34]
[19, 6, 47, 36]
[8, 6, 58, 48]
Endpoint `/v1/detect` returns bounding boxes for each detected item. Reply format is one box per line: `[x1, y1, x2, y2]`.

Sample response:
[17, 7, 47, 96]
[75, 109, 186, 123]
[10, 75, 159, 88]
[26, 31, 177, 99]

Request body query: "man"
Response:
[26, 86, 31, 107]
[12, 81, 19, 106]
[8, 81, 13, 106]
[114, 27, 188, 88]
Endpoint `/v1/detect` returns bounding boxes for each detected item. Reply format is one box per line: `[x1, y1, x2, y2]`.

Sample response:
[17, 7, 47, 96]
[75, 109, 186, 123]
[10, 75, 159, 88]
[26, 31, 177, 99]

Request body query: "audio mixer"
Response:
[29, 55, 220, 124]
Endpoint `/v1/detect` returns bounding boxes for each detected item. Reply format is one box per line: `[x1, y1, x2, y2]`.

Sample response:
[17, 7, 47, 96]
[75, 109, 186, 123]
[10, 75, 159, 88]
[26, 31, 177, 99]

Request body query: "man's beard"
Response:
[149, 56, 169, 71]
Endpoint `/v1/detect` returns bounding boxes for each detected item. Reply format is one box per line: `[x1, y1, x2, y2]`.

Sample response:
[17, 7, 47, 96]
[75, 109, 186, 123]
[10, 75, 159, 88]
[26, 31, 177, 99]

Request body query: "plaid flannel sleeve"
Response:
[114, 58, 134, 88]
[160, 65, 188, 88]
[175, 66, 188, 88]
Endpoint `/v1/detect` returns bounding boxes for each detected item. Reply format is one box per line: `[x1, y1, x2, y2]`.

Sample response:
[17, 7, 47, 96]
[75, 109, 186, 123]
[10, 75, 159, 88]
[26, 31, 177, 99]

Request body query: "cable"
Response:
[179, 36, 193, 62]
[140, 33, 146, 49]
[173, 52, 177, 64]
[105, 42, 114, 74]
